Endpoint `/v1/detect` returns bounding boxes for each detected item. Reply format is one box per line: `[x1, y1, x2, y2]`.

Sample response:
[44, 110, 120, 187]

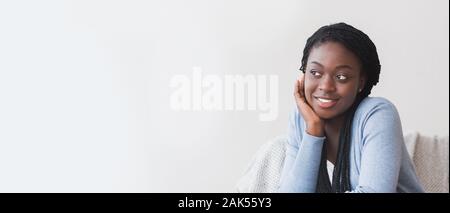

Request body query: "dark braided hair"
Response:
[299, 23, 381, 193]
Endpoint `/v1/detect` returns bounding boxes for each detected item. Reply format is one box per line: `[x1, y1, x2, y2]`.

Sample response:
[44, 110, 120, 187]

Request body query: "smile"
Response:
[315, 97, 338, 108]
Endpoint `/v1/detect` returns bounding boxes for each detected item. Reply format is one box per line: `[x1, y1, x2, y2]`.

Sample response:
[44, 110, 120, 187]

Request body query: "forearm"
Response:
[278, 133, 325, 192]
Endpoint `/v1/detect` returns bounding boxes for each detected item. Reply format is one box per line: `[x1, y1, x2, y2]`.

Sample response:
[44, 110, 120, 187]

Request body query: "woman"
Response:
[278, 23, 424, 193]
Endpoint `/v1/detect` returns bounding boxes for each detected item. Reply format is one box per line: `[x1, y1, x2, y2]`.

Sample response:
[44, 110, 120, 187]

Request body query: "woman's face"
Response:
[304, 41, 366, 120]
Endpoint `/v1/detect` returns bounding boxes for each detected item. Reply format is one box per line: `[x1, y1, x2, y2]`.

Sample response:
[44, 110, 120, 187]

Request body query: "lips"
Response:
[315, 97, 338, 108]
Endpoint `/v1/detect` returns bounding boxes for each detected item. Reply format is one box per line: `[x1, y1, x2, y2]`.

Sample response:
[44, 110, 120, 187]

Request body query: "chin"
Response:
[316, 112, 337, 120]
[313, 107, 341, 120]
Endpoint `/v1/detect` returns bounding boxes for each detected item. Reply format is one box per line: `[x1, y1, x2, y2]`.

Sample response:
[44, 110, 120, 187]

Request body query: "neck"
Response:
[324, 113, 347, 134]
[323, 112, 347, 165]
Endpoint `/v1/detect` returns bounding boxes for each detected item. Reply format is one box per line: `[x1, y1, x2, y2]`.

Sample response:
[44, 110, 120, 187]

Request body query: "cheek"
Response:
[339, 87, 358, 107]
[304, 82, 315, 103]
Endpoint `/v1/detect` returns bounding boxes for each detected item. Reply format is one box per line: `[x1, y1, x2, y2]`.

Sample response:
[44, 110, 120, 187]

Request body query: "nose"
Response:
[318, 75, 336, 92]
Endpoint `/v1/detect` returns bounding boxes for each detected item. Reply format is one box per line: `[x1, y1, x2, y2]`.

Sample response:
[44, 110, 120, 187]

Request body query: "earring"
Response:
[359, 88, 362, 92]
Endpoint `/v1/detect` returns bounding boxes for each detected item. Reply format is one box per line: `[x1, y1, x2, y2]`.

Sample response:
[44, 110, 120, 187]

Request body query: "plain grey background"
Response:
[0, 0, 448, 192]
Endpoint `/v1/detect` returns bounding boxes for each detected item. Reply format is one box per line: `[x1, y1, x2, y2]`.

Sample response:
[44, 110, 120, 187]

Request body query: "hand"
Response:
[294, 74, 325, 137]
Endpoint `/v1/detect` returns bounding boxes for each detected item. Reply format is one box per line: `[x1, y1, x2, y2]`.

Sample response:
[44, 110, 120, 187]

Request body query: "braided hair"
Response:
[299, 23, 381, 193]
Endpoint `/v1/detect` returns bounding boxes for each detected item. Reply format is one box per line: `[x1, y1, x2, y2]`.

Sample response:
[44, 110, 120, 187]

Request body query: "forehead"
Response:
[307, 41, 361, 70]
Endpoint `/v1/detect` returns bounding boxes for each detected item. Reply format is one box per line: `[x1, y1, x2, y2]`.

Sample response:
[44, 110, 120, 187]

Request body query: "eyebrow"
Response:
[310, 61, 354, 70]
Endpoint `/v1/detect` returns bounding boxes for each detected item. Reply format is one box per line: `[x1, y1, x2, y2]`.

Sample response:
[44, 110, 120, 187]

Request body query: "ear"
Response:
[358, 74, 367, 92]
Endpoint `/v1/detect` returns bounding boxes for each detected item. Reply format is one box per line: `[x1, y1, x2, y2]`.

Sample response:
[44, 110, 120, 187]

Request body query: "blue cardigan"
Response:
[278, 97, 424, 193]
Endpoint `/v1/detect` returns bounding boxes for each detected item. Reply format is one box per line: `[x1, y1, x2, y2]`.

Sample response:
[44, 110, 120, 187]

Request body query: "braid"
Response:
[316, 139, 331, 193]
[303, 23, 381, 193]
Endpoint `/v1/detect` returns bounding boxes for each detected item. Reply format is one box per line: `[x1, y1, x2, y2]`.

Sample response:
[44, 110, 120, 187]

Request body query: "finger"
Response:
[294, 79, 303, 103]
[297, 74, 305, 100]
[295, 80, 316, 120]
[294, 86, 308, 113]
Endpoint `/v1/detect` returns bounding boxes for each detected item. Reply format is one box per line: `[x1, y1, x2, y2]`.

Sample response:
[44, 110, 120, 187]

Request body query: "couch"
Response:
[235, 132, 449, 193]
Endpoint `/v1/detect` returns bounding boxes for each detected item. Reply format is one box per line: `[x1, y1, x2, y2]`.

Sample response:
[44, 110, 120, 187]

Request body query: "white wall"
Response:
[0, 0, 448, 192]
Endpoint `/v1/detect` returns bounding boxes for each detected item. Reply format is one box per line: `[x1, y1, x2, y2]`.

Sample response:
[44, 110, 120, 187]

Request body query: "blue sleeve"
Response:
[278, 107, 326, 192]
[349, 100, 404, 193]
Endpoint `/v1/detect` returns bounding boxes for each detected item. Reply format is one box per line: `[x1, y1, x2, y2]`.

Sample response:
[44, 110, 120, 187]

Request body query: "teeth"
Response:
[317, 98, 334, 103]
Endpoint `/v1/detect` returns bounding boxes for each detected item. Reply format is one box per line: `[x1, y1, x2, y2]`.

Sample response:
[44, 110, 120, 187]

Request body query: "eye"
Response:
[310, 70, 322, 77]
[336, 74, 348, 81]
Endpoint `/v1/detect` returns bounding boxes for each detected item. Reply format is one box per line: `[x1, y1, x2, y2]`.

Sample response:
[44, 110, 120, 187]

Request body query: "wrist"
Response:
[306, 122, 324, 137]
